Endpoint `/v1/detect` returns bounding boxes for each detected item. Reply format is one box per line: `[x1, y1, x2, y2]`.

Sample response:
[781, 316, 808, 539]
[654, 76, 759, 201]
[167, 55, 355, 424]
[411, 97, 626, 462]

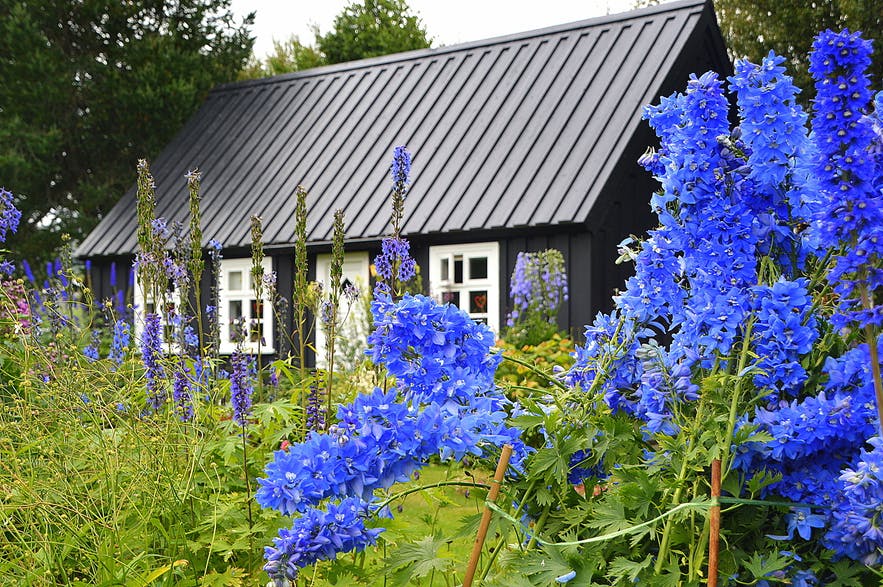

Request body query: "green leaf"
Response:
[383, 535, 454, 582]
[743, 551, 792, 581]
[586, 499, 633, 534]
[198, 567, 244, 587]
[606, 554, 653, 583]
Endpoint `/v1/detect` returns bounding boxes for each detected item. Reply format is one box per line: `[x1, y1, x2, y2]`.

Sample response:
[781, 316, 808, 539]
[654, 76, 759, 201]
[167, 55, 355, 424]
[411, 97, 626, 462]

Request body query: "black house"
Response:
[76, 0, 730, 356]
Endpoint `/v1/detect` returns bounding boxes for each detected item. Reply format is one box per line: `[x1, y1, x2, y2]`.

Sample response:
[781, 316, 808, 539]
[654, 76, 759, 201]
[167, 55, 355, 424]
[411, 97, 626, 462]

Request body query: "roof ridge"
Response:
[215, 0, 707, 92]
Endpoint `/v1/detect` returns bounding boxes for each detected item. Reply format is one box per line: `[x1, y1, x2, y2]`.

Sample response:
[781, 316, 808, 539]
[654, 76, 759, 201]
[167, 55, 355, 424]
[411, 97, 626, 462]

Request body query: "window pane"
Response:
[229, 300, 243, 342]
[469, 290, 488, 314]
[441, 258, 449, 281]
[229, 299, 243, 318]
[228, 270, 242, 291]
[250, 299, 263, 318]
[442, 291, 460, 307]
[469, 257, 488, 280]
[454, 258, 463, 284]
[250, 319, 261, 343]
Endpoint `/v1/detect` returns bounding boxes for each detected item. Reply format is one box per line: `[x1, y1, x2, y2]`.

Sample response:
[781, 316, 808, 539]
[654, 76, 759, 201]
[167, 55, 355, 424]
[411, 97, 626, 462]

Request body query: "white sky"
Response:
[231, 0, 645, 59]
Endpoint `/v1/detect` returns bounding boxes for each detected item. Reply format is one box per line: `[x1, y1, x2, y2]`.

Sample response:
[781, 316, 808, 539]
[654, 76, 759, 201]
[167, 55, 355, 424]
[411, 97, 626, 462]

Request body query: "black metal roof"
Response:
[77, 0, 719, 258]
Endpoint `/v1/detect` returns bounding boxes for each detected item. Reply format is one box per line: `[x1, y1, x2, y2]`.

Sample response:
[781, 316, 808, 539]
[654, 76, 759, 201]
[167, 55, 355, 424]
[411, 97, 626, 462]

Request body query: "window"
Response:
[429, 242, 500, 332]
[218, 257, 274, 355]
[315, 251, 370, 368]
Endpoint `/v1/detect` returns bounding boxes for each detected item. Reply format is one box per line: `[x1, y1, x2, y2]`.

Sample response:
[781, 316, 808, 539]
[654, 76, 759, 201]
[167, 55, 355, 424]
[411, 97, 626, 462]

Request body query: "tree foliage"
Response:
[316, 0, 431, 65]
[0, 0, 254, 263]
[239, 36, 326, 80]
[711, 0, 882, 102]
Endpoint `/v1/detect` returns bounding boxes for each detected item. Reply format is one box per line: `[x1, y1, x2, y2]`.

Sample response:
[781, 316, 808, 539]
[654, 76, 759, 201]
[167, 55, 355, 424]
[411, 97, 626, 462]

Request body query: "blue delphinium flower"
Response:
[108, 319, 131, 367]
[729, 51, 816, 264]
[141, 312, 166, 411]
[768, 507, 826, 541]
[373, 237, 416, 295]
[824, 436, 883, 564]
[507, 250, 568, 328]
[263, 497, 382, 585]
[83, 329, 101, 362]
[0, 188, 21, 243]
[736, 336, 881, 513]
[567, 449, 606, 486]
[809, 29, 882, 329]
[390, 145, 411, 191]
[172, 366, 194, 421]
[750, 278, 818, 401]
[305, 377, 325, 432]
[627, 71, 758, 367]
[229, 349, 254, 426]
[21, 260, 35, 284]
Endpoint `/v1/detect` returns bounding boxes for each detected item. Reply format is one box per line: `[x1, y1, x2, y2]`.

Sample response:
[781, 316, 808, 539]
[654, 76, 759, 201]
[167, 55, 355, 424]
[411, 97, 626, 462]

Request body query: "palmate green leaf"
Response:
[382, 534, 455, 583]
[586, 499, 632, 534]
[745, 468, 782, 496]
[821, 560, 866, 587]
[606, 554, 653, 583]
[505, 545, 579, 586]
[743, 551, 792, 580]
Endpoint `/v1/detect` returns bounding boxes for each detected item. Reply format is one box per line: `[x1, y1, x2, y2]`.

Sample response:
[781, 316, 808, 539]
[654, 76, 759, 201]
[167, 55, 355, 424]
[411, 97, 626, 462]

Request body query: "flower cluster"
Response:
[367, 292, 500, 403]
[0, 188, 21, 243]
[141, 313, 166, 411]
[507, 249, 568, 329]
[263, 497, 382, 584]
[729, 51, 814, 261]
[305, 376, 325, 432]
[83, 330, 101, 362]
[749, 278, 818, 401]
[809, 29, 883, 329]
[373, 237, 416, 295]
[172, 366, 194, 421]
[737, 338, 880, 513]
[390, 146, 411, 192]
[824, 436, 883, 564]
[229, 349, 254, 426]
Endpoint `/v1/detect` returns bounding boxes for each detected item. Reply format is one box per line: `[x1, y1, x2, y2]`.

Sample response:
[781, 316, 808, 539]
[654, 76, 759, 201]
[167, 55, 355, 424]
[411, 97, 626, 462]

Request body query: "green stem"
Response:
[240, 423, 255, 569]
[499, 353, 568, 390]
[476, 479, 538, 585]
[721, 318, 756, 477]
[654, 398, 707, 574]
[373, 481, 491, 514]
[525, 506, 551, 552]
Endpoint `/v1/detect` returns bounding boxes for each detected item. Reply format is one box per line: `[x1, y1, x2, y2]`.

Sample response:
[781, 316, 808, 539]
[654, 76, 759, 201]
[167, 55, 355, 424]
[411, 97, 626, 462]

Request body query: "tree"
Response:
[316, 0, 431, 65]
[239, 36, 326, 80]
[711, 0, 882, 103]
[0, 0, 254, 264]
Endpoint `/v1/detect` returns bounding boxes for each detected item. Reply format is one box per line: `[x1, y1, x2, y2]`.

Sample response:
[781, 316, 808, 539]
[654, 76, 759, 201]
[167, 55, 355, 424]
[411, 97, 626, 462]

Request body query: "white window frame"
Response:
[218, 257, 274, 355]
[315, 251, 370, 367]
[429, 242, 500, 333]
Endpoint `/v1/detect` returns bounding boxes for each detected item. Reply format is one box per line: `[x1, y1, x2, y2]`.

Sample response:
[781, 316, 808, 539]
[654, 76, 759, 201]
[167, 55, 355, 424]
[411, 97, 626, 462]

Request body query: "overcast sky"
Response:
[231, 0, 646, 59]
